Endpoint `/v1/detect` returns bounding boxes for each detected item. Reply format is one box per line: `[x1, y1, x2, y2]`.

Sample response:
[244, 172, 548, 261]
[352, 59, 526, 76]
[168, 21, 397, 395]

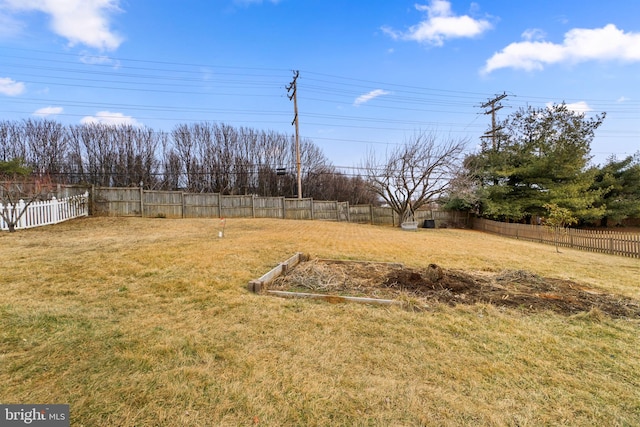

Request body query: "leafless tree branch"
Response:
[363, 131, 467, 224]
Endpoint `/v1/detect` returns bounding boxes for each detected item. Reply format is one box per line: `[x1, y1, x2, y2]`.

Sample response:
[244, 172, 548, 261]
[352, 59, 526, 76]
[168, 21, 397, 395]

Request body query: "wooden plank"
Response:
[266, 290, 402, 306]
[247, 252, 306, 293]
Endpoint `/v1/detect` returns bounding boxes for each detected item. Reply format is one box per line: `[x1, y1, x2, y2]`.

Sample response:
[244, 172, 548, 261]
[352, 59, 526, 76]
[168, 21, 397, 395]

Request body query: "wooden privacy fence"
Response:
[1, 192, 89, 231]
[92, 187, 468, 227]
[472, 217, 640, 258]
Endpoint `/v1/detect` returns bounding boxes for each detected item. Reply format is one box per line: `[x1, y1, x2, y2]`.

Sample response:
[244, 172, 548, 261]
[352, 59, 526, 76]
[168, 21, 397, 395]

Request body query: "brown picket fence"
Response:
[472, 217, 640, 258]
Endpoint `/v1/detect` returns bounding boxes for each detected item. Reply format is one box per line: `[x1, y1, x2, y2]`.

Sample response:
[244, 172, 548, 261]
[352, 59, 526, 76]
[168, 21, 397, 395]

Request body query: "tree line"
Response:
[3, 104, 638, 228]
[0, 119, 378, 205]
[446, 103, 640, 227]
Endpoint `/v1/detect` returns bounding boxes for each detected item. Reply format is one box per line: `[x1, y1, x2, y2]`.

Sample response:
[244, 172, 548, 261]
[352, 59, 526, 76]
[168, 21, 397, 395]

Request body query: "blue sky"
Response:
[0, 0, 638, 170]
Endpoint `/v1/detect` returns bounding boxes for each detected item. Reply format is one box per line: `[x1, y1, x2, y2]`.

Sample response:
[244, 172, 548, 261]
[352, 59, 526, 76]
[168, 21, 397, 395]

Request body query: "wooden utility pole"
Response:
[286, 70, 302, 199]
[480, 92, 507, 150]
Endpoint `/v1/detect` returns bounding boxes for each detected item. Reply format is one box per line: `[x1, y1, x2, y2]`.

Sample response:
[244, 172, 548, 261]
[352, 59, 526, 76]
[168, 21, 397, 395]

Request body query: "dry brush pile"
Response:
[270, 259, 640, 318]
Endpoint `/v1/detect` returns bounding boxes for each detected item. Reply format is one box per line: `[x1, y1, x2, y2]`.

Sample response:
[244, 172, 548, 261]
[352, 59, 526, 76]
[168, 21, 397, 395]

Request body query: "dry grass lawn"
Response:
[1, 217, 639, 426]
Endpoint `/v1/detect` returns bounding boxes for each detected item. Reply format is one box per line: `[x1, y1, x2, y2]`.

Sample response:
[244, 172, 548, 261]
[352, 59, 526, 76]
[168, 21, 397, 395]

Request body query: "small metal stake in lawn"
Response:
[219, 218, 226, 238]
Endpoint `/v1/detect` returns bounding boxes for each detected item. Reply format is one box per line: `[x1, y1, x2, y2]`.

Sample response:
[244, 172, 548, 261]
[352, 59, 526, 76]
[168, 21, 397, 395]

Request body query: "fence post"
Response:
[90, 185, 95, 216]
[252, 195, 256, 218]
[139, 185, 144, 218]
[81, 191, 89, 217]
[609, 237, 614, 255]
[570, 231, 574, 249]
[281, 197, 285, 219]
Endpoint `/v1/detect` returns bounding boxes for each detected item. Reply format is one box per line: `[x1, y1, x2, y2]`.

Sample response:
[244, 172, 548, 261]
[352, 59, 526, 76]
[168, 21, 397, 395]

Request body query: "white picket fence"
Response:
[0, 191, 89, 231]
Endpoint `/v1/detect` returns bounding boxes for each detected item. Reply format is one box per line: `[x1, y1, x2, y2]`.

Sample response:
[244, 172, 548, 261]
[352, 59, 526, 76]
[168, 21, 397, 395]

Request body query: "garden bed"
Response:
[260, 257, 640, 318]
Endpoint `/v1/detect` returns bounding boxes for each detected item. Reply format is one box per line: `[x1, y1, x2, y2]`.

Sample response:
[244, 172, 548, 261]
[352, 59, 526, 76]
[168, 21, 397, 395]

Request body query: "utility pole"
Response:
[286, 70, 302, 199]
[480, 92, 507, 151]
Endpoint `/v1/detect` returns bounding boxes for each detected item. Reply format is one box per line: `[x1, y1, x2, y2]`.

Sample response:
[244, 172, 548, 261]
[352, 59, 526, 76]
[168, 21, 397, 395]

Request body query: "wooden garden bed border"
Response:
[247, 253, 403, 307]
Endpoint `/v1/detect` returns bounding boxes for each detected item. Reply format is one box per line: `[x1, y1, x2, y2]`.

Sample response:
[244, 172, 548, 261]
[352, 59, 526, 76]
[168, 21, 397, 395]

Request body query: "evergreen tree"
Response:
[471, 103, 606, 222]
[0, 157, 32, 176]
[591, 154, 640, 226]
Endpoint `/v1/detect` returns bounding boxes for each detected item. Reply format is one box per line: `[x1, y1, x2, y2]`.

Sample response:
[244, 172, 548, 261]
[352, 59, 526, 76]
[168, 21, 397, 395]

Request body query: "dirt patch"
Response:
[269, 259, 640, 318]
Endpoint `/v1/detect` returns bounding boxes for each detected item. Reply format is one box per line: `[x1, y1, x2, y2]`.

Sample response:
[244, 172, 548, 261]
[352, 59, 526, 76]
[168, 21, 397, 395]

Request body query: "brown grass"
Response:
[1, 217, 639, 426]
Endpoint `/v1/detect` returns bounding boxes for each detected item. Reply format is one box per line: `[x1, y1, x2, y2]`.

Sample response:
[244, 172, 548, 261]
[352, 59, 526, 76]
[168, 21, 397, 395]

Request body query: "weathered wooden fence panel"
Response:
[221, 195, 254, 218]
[284, 198, 313, 220]
[184, 193, 220, 218]
[143, 190, 183, 218]
[94, 187, 141, 216]
[372, 206, 395, 226]
[313, 200, 340, 221]
[472, 217, 640, 258]
[55, 184, 91, 199]
[434, 210, 468, 228]
[349, 205, 373, 224]
[254, 196, 284, 218]
[90, 187, 472, 230]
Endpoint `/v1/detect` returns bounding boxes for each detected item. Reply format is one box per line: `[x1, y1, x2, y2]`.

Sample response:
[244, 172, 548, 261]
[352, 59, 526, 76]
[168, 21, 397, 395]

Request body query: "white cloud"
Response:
[79, 53, 121, 67]
[33, 106, 63, 117]
[80, 111, 141, 126]
[616, 96, 630, 103]
[382, 0, 492, 46]
[483, 24, 640, 74]
[0, 77, 25, 96]
[354, 89, 391, 106]
[1, 0, 123, 51]
[521, 28, 546, 42]
[546, 101, 592, 113]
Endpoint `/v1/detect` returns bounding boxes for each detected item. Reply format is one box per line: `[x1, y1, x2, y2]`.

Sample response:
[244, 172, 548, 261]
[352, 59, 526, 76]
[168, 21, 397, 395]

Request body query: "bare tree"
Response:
[0, 121, 26, 162]
[212, 123, 236, 194]
[67, 123, 117, 186]
[172, 124, 196, 191]
[440, 154, 483, 212]
[363, 131, 467, 224]
[160, 132, 182, 190]
[111, 125, 159, 188]
[0, 158, 53, 232]
[23, 119, 67, 179]
[259, 131, 293, 196]
[0, 118, 361, 199]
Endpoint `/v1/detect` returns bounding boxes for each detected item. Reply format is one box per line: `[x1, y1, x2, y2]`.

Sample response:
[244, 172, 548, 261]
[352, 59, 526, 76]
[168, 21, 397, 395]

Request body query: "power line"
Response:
[3, 46, 639, 107]
[1, 48, 637, 167]
[480, 93, 507, 150]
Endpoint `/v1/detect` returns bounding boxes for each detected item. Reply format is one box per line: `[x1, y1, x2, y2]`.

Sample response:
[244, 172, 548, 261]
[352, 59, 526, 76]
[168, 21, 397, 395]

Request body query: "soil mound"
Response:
[269, 259, 640, 318]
